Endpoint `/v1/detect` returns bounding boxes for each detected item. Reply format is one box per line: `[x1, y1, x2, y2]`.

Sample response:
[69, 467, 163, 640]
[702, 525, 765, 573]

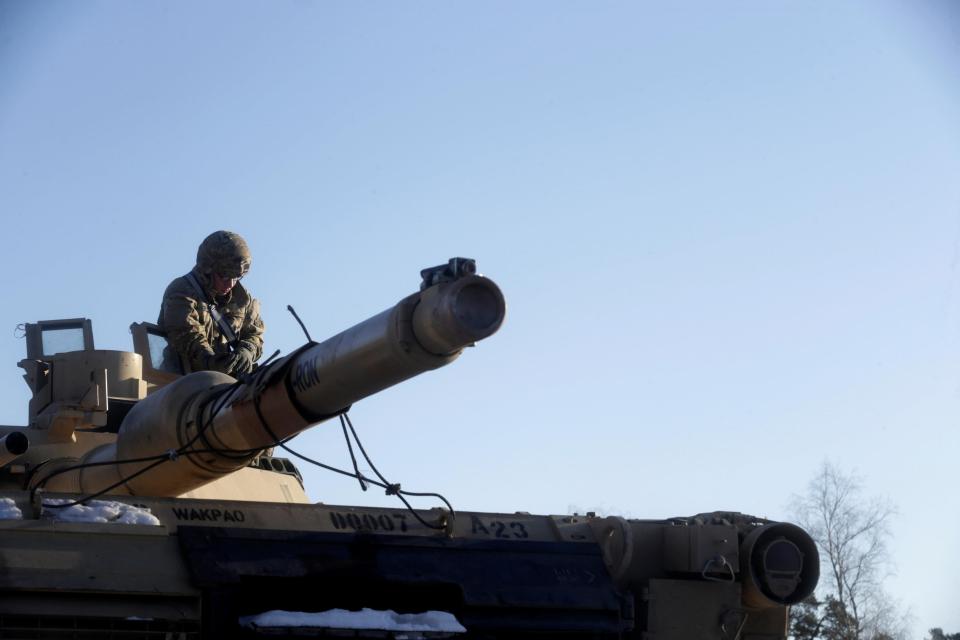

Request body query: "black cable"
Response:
[250, 397, 452, 531]
[342, 412, 455, 516]
[260, 349, 282, 368]
[339, 414, 367, 492]
[34, 376, 248, 507]
[36, 350, 285, 507]
[250, 396, 387, 484]
[287, 305, 312, 342]
[34, 347, 455, 531]
[32, 452, 174, 506]
[36, 336, 293, 505]
[41, 458, 168, 508]
[36, 441, 273, 509]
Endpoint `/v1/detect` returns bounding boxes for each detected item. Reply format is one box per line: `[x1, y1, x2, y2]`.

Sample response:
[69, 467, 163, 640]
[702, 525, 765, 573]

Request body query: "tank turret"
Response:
[3, 259, 503, 502]
[30, 260, 504, 498]
[0, 258, 818, 639]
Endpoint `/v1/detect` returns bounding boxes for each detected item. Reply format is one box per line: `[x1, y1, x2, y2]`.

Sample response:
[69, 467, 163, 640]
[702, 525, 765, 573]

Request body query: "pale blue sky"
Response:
[1, 2, 959, 636]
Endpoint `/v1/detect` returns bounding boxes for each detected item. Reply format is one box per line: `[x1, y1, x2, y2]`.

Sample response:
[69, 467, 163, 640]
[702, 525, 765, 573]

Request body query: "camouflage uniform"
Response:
[158, 231, 265, 377]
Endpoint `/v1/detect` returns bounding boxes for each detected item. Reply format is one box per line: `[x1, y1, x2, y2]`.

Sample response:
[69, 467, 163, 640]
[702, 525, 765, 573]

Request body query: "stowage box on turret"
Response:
[0, 259, 817, 638]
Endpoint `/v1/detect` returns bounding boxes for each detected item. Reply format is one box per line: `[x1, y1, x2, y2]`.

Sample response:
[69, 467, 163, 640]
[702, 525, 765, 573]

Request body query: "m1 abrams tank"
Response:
[0, 258, 818, 639]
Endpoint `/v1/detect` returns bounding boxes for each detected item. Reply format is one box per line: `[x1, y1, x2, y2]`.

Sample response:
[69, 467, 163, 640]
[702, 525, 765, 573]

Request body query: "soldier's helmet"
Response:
[196, 231, 252, 278]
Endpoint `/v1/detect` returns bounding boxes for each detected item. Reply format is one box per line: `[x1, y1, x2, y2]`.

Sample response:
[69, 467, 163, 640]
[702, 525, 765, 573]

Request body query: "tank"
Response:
[0, 258, 818, 639]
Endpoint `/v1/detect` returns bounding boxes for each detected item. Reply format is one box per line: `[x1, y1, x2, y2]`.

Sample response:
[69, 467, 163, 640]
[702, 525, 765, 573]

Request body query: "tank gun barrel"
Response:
[45, 260, 505, 497]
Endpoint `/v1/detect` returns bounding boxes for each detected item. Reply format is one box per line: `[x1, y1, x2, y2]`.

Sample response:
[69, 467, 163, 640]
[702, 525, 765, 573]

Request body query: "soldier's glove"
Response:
[205, 352, 235, 374]
[230, 348, 256, 376]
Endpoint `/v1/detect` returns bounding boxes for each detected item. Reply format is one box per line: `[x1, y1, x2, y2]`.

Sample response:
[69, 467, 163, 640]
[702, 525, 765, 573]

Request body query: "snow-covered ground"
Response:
[239, 608, 466, 638]
[0, 497, 21, 520]
[41, 499, 160, 525]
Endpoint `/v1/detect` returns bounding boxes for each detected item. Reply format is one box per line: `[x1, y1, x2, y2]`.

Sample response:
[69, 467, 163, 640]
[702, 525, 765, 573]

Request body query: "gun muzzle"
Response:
[286, 274, 505, 421]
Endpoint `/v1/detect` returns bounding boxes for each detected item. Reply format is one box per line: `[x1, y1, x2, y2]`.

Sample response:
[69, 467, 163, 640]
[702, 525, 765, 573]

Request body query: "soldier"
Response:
[158, 230, 265, 377]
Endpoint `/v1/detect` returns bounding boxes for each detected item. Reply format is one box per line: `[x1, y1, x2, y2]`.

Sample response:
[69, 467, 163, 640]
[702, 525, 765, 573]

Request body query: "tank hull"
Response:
[0, 492, 812, 639]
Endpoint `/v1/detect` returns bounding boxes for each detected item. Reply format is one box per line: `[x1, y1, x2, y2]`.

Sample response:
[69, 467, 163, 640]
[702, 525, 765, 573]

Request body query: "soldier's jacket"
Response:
[158, 268, 264, 373]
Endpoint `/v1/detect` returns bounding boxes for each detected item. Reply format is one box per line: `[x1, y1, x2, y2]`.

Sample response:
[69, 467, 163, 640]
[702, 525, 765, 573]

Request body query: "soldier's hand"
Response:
[231, 348, 255, 376]
[205, 352, 236, 374]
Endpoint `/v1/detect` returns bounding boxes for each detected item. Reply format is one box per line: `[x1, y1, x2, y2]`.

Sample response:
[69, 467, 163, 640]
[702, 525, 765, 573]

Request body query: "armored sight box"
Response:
[0, 259, 817, 638]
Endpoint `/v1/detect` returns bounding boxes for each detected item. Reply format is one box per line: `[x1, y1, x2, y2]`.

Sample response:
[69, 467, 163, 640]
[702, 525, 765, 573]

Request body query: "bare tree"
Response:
[789, 461, 908, 640]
